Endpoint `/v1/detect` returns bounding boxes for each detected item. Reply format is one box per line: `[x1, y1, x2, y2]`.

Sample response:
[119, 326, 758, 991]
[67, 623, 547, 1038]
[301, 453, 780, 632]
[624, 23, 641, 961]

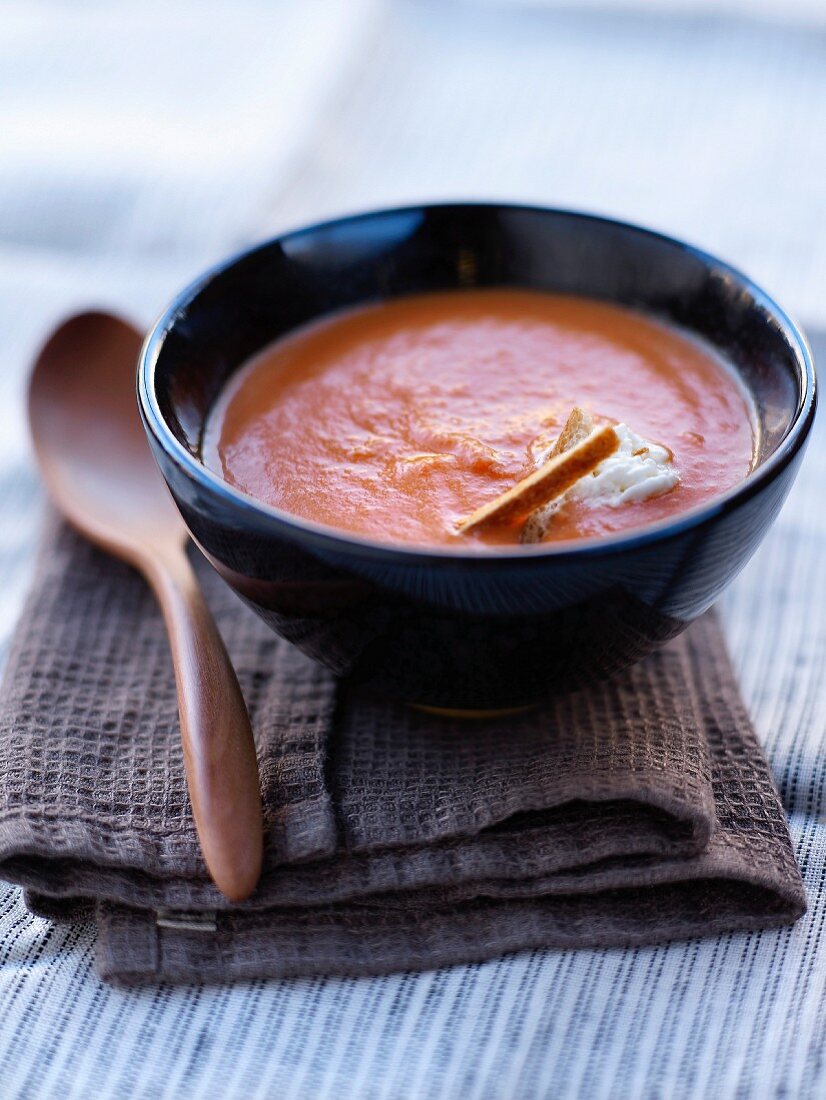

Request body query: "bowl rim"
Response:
[138, 201, 817, 566]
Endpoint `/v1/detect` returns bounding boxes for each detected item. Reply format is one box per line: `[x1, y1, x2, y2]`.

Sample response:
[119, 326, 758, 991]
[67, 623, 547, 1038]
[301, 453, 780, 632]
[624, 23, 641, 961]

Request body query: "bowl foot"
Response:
[409, 703, 538, 720]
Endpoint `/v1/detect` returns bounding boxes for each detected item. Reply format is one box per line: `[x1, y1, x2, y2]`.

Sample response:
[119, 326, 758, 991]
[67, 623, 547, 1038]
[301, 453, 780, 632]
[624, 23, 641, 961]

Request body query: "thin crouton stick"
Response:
[457, 423, 618, 534]
[521, 407, 595, 543]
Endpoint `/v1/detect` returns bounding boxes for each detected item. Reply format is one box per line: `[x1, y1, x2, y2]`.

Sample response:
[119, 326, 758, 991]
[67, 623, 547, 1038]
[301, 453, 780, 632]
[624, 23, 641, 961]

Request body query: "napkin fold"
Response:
[0, 517, 805, 984]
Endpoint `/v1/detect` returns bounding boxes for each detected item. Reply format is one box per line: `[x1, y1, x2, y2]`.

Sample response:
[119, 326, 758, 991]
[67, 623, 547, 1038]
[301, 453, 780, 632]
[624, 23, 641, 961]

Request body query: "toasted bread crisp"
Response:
[521, 407, 594, 543]
[549, 406, 594, 459]
[457, 422, 618, 534]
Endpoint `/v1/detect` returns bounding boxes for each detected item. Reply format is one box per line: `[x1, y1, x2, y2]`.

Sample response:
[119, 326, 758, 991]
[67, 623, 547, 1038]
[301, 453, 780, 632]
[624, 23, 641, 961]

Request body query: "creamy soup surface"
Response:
[203, 290, 756, 548]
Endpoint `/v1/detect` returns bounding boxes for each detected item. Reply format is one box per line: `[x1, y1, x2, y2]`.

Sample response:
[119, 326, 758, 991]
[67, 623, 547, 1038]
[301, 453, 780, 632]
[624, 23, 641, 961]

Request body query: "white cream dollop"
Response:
[568, 423, 679, 506]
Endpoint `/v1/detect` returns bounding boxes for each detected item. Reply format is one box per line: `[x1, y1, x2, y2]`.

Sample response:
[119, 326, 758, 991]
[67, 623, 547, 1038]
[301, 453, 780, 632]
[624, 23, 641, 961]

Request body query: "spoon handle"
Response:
[145, 549, 263, 902]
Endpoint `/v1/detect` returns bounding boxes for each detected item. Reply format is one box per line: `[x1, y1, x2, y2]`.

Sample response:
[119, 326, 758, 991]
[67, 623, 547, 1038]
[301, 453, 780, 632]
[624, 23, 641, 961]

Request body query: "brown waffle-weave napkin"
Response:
[0, 517, 805, 985]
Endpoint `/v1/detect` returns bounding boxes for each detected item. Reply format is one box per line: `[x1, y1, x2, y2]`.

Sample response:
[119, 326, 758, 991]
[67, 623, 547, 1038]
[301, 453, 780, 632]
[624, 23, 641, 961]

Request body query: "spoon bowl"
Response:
[30, 312, 185, 558]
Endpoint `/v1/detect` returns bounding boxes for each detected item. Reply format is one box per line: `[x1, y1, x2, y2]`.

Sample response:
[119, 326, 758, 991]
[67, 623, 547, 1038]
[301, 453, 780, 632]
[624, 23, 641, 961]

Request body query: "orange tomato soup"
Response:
[203, 290, 755, 548]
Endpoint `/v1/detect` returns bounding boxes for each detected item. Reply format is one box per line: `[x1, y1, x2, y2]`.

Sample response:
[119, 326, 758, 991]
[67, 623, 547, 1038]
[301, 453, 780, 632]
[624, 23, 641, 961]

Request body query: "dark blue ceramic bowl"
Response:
[138, 204, 816, 710]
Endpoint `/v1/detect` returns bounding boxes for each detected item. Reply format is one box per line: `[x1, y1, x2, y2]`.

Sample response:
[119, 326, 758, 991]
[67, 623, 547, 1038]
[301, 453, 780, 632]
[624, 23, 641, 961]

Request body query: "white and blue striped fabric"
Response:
[1, 2, 824, 1096]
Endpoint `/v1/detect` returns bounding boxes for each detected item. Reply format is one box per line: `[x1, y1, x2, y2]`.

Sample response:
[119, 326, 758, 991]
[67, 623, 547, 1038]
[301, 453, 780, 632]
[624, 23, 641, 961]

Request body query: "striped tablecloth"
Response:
[1, 2, 824, 1096]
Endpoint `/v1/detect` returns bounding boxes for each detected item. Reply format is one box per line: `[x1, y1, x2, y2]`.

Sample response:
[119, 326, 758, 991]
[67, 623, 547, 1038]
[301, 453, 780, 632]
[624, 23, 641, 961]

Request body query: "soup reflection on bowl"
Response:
[139, 204, 815, 710]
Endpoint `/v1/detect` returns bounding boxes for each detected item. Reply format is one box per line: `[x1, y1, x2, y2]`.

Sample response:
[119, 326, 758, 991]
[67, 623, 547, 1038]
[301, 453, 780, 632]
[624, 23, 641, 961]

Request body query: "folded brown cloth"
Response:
[0, 516, 805, 984]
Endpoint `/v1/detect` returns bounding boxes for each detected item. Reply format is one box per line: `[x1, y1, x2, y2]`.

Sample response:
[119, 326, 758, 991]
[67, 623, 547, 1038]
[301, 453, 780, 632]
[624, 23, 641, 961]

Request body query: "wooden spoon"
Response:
[28, 311, 263, 902]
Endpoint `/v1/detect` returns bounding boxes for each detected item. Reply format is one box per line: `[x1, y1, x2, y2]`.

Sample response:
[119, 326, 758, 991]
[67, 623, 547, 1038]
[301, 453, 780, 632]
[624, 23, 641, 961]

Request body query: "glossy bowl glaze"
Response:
[139, 204, 816, 709]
